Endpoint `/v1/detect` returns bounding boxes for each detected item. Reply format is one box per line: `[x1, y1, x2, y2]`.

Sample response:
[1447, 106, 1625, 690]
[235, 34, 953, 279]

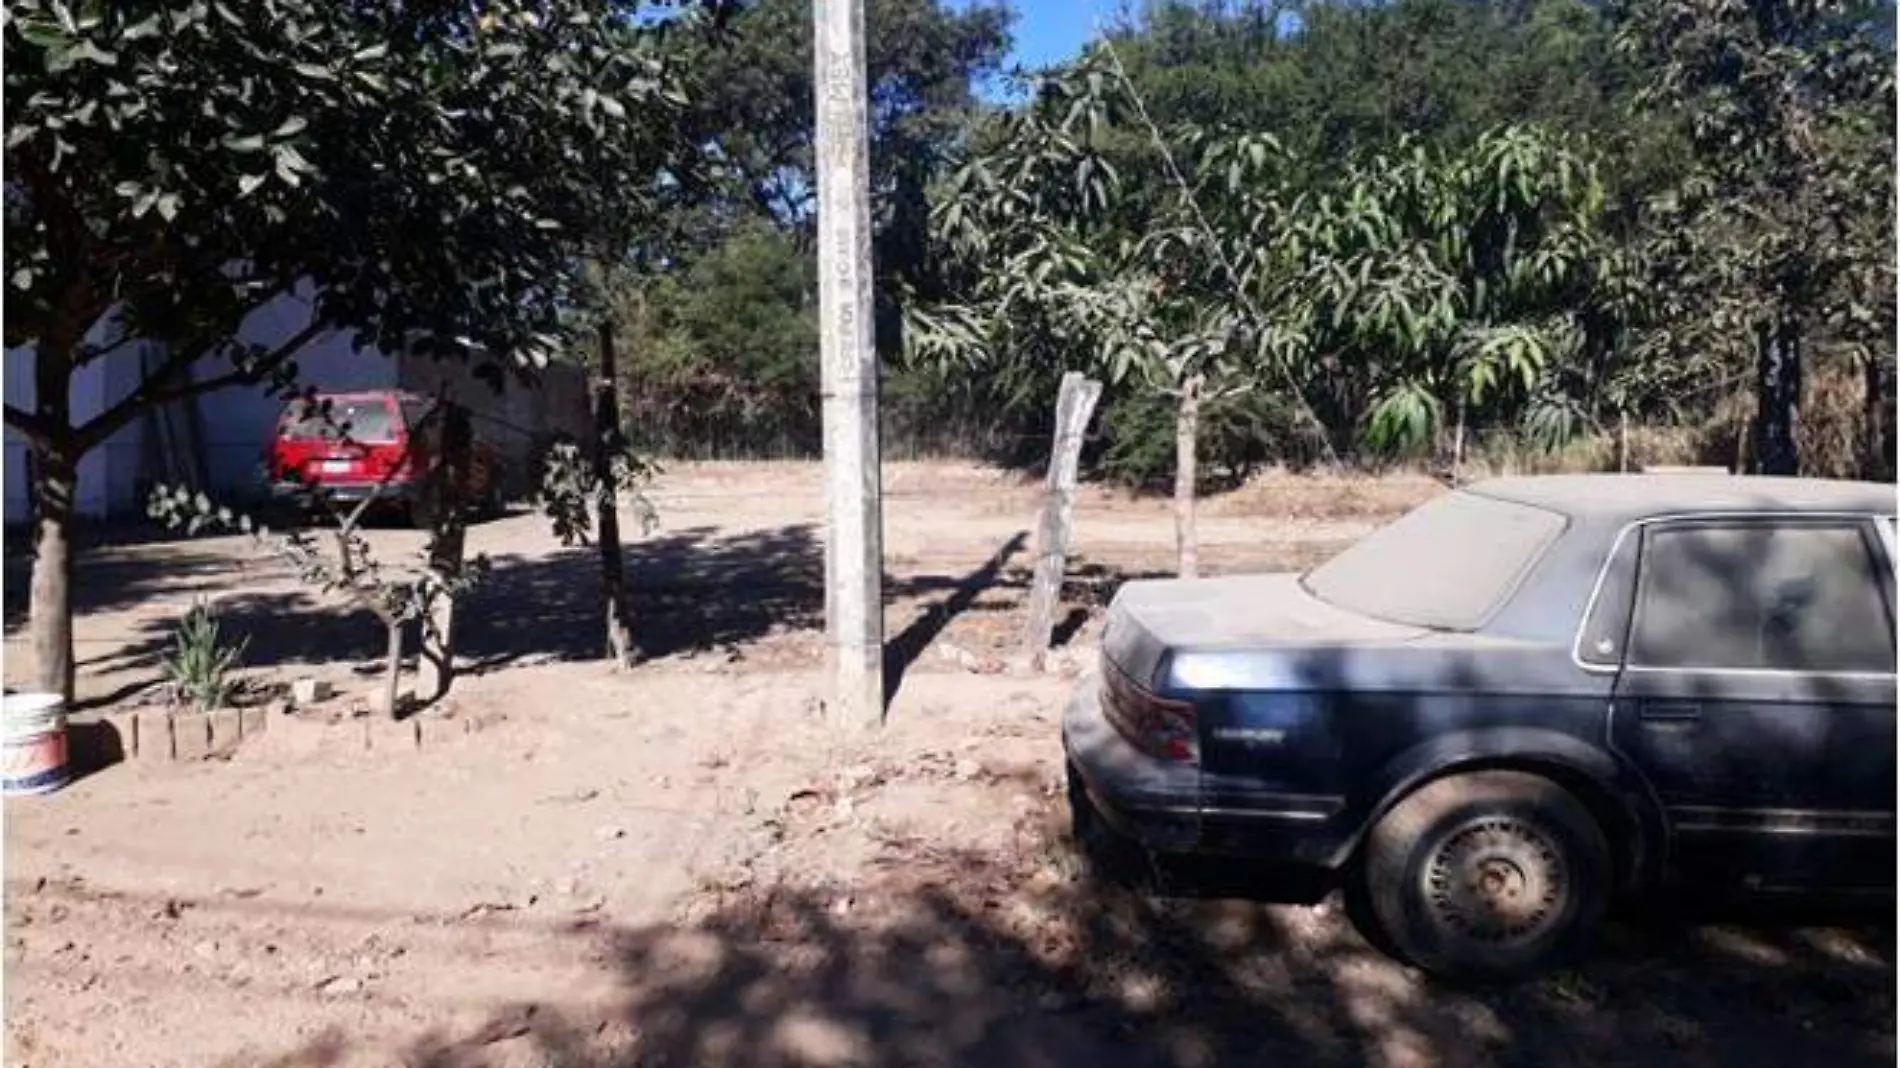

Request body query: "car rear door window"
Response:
[282, 398, 398, 442]
[1629, 522, 1896, 674]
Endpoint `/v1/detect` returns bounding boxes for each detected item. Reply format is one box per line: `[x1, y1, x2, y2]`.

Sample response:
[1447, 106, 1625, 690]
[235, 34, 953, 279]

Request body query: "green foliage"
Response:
[534, 438, 661, 547]
[1611, 0, 1894, 473]
[163, 599, 248, 712]
[889, 0, 1891, 480]
[676, 0, 1008, 233]
[585, 0, 1012, 459]
[613, 225, 823, 456]
[907, 47, 1624, 463]
[4, 0, 709, 449]
[1099, 385, 1313, 487]
[1106, 1, 1637, 176]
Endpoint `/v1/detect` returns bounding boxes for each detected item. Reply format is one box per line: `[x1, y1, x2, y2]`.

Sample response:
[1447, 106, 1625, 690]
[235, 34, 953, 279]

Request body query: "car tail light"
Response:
[1102, 665, 1199, 764]
[362, 442, 416, 481]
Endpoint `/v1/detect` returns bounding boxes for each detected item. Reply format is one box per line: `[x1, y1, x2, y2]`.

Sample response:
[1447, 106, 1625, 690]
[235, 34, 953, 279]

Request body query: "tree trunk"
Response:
[1752, 316, 1801, 476]
[1174, 376, 1203, 580]
[595, 319, 635, 666]
[27, 337, 77, 703]
[417, 403, 471, 708]
[28, 441, 78, 703]
[1864, 353, 1893, 482]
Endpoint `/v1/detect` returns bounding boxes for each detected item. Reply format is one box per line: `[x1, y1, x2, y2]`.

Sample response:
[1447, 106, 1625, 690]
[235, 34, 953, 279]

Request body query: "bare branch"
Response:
[74, 320, 329, 450]
[75, 330, 143, 367]
[2, 404, 52, 442]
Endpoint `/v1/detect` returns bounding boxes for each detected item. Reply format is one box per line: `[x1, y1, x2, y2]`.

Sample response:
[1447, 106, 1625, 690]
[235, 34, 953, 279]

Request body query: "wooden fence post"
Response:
[1018, 372, 1103, 670]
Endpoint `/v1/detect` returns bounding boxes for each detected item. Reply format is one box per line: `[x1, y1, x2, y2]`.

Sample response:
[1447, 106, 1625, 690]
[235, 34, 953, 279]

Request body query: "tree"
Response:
[1106, 1, 1632, 171]
[911, 49, 1634, 573]
[148, 388, 484, 717]
[913, 58, 1312, 576]
[1301, 127, 1631, 461]
[612, 224, 823, 456]
[1613, 0, 1895, 476]
[677, 0, 1008, 233]
[3, 0, 705, 701]
[593, 0, 1011, 463]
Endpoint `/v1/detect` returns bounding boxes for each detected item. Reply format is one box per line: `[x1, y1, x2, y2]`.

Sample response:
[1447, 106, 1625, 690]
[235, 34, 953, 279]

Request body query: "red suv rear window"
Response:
[281, 398, 400, 443]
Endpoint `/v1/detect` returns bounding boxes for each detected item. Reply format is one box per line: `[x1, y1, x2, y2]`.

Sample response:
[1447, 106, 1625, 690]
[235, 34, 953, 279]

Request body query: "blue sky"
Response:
[952, 0, 1108, 96]
[1001, 1, 1109, 69]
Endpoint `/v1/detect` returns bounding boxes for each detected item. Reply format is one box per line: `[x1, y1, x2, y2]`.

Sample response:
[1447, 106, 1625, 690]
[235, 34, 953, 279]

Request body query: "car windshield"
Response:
[281, 398, 398, 443]
[1300, 489, 1567, 631]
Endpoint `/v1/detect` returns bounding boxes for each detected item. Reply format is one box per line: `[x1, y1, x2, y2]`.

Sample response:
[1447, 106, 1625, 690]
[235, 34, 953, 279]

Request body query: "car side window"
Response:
[1629, 522, 1896, 674]
[1576, 529, 1642, 668]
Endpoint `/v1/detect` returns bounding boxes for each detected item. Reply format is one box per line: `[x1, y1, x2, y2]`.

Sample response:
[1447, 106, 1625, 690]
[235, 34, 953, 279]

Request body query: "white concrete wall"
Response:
[3, 289, 398, 525]
[4, 345, 34, 523]
[4, 318, 163, 524]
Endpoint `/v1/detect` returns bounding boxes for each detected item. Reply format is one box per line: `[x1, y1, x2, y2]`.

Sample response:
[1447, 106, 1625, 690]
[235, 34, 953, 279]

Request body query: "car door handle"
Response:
[1640, 702, 1703, 722]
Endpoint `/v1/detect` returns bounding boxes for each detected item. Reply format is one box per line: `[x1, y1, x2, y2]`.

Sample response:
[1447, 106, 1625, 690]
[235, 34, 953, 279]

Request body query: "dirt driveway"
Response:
[3, 463, 1892, 1068]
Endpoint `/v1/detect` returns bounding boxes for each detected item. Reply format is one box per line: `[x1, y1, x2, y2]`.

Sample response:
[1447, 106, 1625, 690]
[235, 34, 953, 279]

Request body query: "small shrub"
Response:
[1098, 388, 1317, 491]
[163, 599, 249, 712]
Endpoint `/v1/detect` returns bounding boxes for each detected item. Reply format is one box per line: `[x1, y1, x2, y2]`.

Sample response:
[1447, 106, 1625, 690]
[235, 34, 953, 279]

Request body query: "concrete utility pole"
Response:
[814, 0, 885, 726]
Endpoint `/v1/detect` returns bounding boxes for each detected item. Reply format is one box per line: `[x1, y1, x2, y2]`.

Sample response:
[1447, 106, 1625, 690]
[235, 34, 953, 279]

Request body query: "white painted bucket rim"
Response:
[3, 693, 66, 716]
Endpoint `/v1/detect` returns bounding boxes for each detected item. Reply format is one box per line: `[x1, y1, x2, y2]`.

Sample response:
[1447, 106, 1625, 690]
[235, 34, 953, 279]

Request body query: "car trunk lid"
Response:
[1101, 573, 1427, 688]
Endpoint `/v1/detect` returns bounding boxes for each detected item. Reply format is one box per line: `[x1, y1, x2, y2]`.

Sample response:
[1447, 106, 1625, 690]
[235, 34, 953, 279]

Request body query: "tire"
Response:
[1358, 770, 1610, 982]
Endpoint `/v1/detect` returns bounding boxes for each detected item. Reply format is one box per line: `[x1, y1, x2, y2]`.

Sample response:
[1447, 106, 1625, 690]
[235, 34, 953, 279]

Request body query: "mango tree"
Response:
[1301, 127, 1631, 463]
[910, 60, 1310, 576]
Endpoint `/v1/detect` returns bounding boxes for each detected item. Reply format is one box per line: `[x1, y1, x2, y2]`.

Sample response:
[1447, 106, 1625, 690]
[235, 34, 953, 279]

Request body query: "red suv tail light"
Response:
[1102, 665, 1199, 764]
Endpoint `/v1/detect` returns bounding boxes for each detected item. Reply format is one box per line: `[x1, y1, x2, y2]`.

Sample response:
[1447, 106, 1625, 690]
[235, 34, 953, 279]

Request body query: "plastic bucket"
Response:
[3, 692, 70, 796]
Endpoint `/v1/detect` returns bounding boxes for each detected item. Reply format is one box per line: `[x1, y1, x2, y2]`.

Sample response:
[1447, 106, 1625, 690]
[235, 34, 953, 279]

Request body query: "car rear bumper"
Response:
[1061, 675, 1202, 852]
[267, 480, 416, 506]
[1062, 675, 1354, 868]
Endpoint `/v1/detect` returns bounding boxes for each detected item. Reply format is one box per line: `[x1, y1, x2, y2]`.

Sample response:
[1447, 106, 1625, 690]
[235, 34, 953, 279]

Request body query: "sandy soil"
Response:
[2, 463, 1892, 1068]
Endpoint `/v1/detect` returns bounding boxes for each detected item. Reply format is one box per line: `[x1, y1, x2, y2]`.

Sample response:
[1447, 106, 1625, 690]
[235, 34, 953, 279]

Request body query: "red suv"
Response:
[264, 391, 502, 525]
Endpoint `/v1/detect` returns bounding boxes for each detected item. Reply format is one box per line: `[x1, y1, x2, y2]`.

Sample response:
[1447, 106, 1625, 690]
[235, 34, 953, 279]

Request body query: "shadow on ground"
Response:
[238, 832, 1895, 1068]
[58, 523, 1098, 695]
[2, 509, 524, 634]
[3, 545, 253, 633]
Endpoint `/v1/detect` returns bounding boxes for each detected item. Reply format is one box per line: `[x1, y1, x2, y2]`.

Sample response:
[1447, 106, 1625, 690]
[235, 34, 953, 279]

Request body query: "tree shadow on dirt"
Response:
[244, 828, 1894, 1068]
[2, 545, 248, 633]
[75, 523, 1087, 693]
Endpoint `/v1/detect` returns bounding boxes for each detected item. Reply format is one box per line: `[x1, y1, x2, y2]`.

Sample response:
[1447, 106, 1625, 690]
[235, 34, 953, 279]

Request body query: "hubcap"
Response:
[1422, 817, 1568, 946]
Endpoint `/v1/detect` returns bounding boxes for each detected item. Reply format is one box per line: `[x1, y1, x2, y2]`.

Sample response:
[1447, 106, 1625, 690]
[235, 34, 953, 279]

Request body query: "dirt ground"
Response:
[2, 462, 1893, 1068]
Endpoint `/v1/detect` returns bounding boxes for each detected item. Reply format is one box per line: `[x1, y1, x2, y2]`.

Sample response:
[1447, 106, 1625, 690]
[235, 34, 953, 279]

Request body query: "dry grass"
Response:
[1696, 364, 1878, 480]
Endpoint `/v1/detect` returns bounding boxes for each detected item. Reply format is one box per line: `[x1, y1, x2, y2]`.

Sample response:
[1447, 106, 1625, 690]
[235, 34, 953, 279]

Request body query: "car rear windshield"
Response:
[280, 398, 399, 443]
[1300, 489, 1567, 631]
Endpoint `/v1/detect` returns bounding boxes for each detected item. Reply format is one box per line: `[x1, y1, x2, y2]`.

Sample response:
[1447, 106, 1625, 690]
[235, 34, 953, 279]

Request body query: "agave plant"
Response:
[163, 599, 249, 713]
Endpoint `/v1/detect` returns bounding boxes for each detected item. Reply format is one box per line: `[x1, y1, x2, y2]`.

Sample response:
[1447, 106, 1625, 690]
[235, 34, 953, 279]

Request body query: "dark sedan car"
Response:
[1064, 474, 1896, 980]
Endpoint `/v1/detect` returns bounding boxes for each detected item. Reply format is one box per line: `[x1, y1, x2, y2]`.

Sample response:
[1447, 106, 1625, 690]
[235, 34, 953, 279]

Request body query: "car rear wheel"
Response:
[1358, 770, 1609, 982]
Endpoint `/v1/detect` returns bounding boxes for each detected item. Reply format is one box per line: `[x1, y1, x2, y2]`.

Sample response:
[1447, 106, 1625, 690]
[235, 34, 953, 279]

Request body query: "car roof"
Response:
[1466, 473, 1895, 522]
